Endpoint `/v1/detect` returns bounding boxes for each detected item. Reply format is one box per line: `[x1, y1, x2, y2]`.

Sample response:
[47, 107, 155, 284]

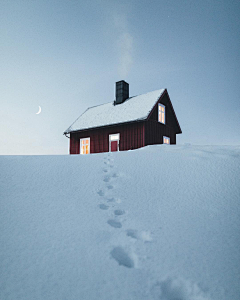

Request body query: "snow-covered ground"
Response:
[0, 145, 240, 300]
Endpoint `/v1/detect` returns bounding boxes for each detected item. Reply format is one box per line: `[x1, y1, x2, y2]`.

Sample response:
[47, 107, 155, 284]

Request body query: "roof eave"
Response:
[65, 118, 147, 135]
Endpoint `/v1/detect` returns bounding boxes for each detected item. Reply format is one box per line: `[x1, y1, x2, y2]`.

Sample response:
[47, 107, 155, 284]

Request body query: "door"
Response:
[111, 140, 118, 152]
[80, 137, 90, 154]
[109, 133, 120, 152]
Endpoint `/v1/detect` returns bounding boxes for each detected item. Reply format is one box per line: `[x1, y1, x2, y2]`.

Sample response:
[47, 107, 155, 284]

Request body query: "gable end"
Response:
[147, 89, 182, 134]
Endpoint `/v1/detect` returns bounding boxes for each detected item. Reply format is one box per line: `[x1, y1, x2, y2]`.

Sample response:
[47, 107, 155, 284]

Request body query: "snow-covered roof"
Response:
[64, 88, 165, 133]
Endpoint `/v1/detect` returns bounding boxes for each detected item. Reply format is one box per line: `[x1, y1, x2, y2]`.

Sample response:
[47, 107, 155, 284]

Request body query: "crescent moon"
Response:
[36, 106, 41, 114]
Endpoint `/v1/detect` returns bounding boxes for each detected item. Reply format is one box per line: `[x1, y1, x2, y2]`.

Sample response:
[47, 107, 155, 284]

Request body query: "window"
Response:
[80, 138, 90, 154]
[163, 136, 170, 144]
[109, 133, 120, 141]
[158, 104, 165, 124]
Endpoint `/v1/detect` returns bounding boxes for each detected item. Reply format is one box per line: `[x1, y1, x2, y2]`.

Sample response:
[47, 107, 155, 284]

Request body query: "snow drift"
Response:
[0, 145, 240, 300]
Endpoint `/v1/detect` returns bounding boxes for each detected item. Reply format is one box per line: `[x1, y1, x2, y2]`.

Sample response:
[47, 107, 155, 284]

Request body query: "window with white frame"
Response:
[80, 137, 90, 154]
[158, 104, 165, 124]
[109, 133, 120, 141]
[163, 136, 170, 144]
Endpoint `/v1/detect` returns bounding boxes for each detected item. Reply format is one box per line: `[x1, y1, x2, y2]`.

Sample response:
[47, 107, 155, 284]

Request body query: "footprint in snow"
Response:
[97, 190, 105, 197]
[107, 197, 115, 202]
[107, 185, 113, 190]
[126, 229, 153, 242]
[107, 197, 121, 203]
[107, 219, 122, 228]
[126, 229, 138, 239]
[151, 277, 209, 300]
[104, 173, 118, 182]
[104, 161, 114, 168]
[114, 209, 125, 216]
[103, 176, 110, 182]
[99, 204, 109, 210]
[110, 247, 134, 268]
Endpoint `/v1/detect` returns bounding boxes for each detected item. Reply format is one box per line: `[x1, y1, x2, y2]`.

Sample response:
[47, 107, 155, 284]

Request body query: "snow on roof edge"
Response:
[65, 116, 148, 134]
[64, 88, 165, 134]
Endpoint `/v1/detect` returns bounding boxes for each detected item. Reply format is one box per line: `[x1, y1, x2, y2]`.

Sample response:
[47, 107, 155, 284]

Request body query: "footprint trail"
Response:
[97, 152, 153, 270]
[97, 153, 210, 298]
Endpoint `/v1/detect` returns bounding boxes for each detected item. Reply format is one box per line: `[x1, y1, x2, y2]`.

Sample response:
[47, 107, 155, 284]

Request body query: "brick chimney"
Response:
[115, 80, 129, 105]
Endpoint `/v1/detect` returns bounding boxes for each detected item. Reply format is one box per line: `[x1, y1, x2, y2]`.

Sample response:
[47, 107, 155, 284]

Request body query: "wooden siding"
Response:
[70, 122, 145, 154]
[70, 134, 80, 154]
[144, 91, 178, 145]
[148, 93, 180, 133]
[144, 120, 176, 145]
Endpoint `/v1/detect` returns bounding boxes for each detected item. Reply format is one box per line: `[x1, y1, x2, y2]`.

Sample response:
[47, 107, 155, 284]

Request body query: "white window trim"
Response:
[109, 133, 120, 152]
[80, 137, 90, 154]
[163, 136, 170, 145]
[158, 103, 166, 124]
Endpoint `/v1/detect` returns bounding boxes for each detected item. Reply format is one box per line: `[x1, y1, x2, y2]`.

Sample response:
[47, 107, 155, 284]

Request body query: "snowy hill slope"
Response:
[0, 145, 240, 300]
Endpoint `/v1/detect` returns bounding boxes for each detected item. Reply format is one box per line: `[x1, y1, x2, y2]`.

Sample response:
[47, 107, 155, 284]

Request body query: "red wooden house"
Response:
[64, 81, 181, 154]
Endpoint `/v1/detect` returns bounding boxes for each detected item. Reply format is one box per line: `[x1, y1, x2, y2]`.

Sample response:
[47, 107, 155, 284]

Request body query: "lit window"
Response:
[158, 104, 165, 124]
[110, 133, 120, 141]
[163, 136, 170, 144]
[80, 137, 90, 154]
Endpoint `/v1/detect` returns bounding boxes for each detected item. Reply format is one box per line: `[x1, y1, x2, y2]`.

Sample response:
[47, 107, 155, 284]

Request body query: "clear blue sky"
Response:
[1, 0, 239, 154]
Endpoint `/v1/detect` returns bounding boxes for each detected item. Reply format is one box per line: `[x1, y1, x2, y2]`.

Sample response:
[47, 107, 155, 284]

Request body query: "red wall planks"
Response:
[70, 122, 145, 154]
[70, 134, 80, 154]
[145, 120, 176, 146]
